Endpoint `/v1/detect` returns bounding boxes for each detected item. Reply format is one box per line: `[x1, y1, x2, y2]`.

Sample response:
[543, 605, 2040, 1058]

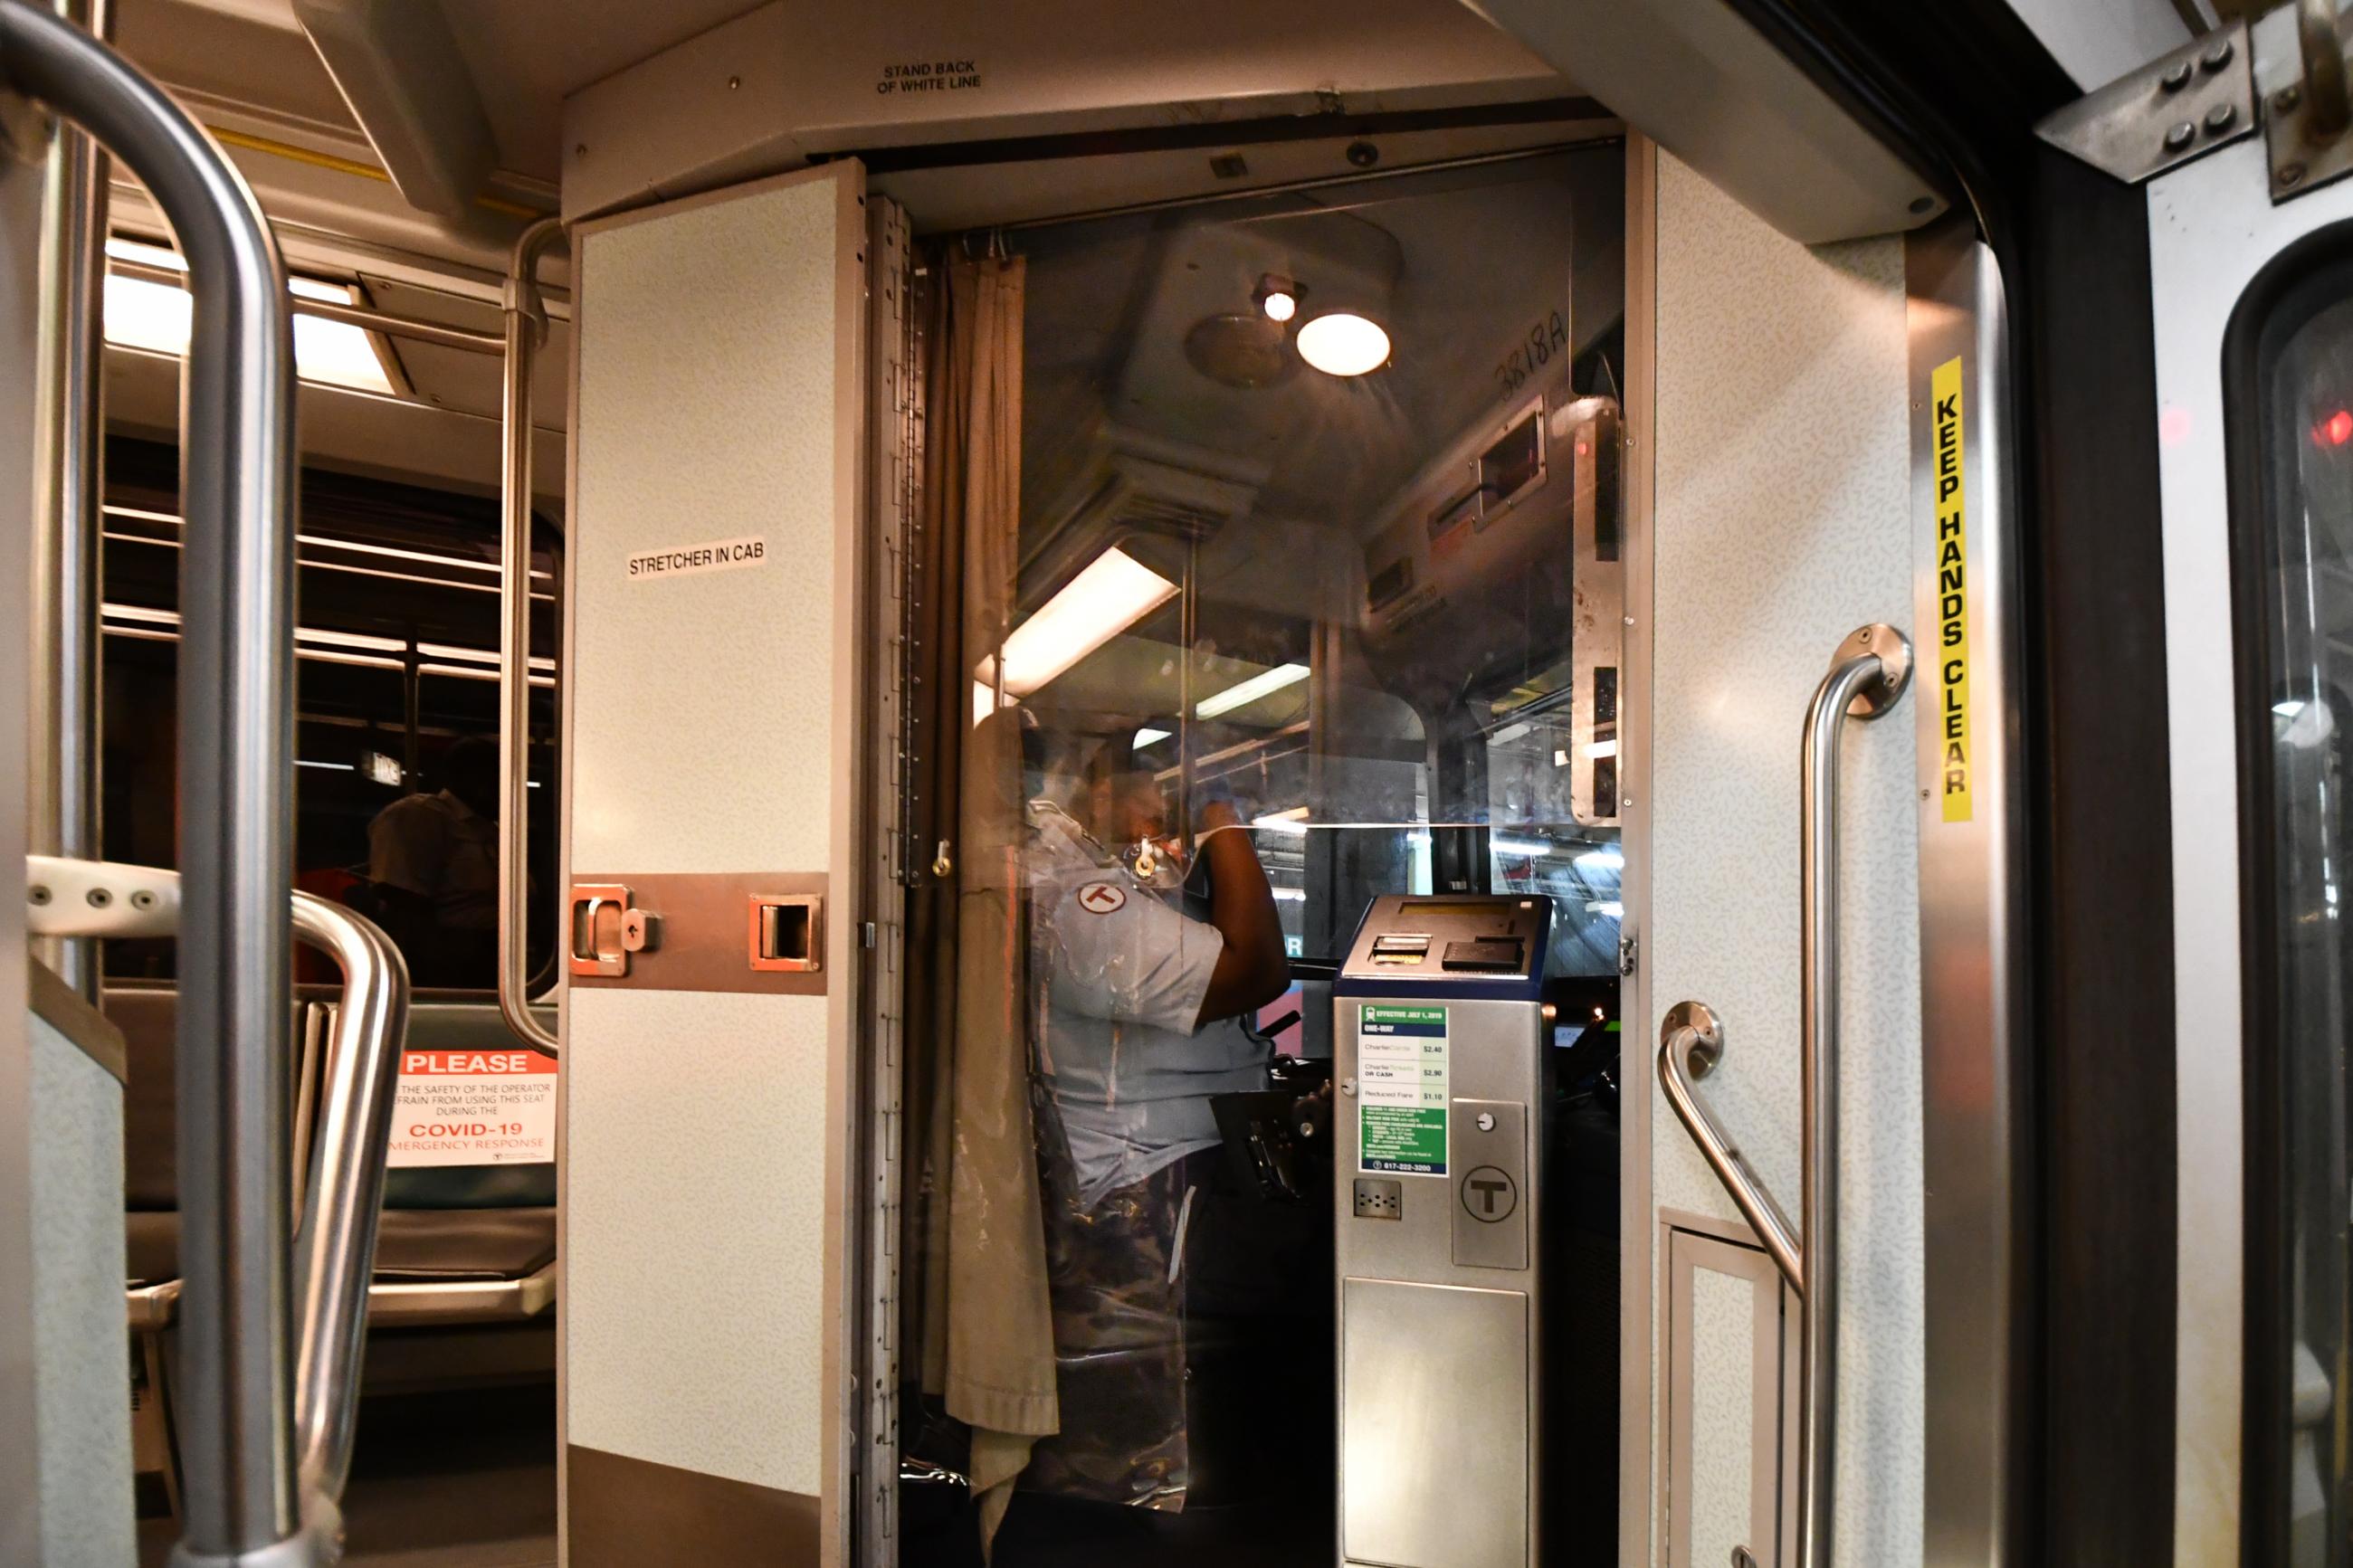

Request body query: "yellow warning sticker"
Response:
[1931, 356, 1971, 823]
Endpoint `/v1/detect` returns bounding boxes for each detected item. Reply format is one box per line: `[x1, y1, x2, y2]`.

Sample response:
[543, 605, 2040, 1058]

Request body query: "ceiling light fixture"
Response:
[102, 236, 398, 395]
[1254, 273, 1300, 323]
[976, 546, 1179, 699]
[1296, 311, 1390, 377]
[1196, 660, 1310, 719]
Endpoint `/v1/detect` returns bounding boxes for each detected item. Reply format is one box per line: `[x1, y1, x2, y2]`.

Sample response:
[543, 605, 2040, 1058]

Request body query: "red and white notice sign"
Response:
[387, 1048, 557, 1167]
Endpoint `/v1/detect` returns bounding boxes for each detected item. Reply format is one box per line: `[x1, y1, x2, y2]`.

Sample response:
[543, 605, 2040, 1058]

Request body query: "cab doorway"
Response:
[890, 143, 1628, 1568]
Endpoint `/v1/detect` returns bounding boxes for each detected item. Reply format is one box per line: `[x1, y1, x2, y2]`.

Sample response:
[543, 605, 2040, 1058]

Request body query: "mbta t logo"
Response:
[1460, 1164, 1519, 1223]
[1075, 881, 1127, 914]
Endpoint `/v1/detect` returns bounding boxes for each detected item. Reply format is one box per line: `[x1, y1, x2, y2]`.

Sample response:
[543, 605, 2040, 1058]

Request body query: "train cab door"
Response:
[554, 160, 872, 1565]
[2034, 5, 2353, 1563]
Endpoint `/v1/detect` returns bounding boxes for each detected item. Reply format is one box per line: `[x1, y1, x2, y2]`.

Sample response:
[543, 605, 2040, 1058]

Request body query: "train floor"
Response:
[992, 1492, 1335, 1568]
[137, 1383, 558, 1568]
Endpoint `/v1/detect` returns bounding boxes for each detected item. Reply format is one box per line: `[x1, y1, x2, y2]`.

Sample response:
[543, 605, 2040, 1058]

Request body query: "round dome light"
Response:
[1262, 289, 1297, 323]
[1295, 312, 1389, 376]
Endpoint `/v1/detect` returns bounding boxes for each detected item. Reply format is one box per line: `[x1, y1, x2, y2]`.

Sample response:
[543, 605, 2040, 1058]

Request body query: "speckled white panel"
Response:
[1691, 1267, 1757, 1568]
[570, 176, 841, 876]
[564, 166, 858, 1497]
[1647, 152, 1924, 1565]
[565, 988, 832, 1490]
[29, 1021, 134, 1565]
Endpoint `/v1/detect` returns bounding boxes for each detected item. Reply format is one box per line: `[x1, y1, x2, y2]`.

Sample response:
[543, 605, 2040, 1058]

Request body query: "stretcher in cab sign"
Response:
[624, 535, 768, 581]
[389, 1049, 556, 1168]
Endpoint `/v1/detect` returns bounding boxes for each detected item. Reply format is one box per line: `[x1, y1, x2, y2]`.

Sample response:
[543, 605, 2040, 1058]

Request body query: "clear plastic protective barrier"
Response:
[919, 147, 1625, 1531]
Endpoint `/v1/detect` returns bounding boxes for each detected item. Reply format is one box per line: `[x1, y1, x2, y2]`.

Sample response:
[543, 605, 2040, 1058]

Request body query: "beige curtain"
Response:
[904, 252, 1056, 1547]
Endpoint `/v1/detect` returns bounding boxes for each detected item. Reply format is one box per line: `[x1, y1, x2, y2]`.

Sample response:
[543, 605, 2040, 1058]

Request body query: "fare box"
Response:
[387, 1047, 557, 1167]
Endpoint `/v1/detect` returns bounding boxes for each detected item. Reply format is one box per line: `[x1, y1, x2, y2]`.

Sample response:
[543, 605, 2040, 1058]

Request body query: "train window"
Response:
[2234, 252, 2353, 1566]
[95, 436, 562, 988]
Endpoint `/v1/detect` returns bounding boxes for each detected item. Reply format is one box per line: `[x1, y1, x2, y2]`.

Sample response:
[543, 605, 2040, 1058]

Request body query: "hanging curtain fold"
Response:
[900, 250, 1054, 1549]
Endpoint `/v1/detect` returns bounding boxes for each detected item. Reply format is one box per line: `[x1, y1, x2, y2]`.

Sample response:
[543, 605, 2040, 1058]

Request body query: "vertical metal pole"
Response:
[1177, 537, 1196, 855]
[497, 216, 563, 1058]
[25, 0, 107, 998]
[1795, 623, 1909, 1568]
[0, 4, 303, 1557]
[401, 639, 418, 786]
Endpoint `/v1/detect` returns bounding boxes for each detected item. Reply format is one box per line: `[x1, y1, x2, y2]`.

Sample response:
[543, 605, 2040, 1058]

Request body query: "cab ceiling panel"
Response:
[557, 0, 1569, 221]
[873, 117, 1620, 235]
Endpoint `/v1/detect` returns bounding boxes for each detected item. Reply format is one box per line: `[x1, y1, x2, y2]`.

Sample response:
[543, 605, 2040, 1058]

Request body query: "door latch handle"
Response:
[748, 892, 823, 973]
[569, 883, 656, 976]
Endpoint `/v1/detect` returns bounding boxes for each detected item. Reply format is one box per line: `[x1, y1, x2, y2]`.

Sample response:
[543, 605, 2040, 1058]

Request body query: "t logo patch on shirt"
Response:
[1076, 881, 1127, 914]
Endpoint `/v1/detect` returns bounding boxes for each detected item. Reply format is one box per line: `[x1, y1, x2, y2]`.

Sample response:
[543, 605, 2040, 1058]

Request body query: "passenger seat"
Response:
[112, 982, 560, 1514]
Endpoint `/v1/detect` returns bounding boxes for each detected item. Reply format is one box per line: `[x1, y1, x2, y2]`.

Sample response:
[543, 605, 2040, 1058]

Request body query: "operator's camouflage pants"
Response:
[1023, 1153, 1191, 1511]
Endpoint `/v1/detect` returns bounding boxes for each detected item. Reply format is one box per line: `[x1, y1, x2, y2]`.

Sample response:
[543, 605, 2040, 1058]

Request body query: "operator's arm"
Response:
[1193, 799, 1291, 1025]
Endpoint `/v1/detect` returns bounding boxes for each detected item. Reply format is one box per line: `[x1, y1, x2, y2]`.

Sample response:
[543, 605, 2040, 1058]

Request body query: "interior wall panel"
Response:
[1643, 148, 1922, 1565]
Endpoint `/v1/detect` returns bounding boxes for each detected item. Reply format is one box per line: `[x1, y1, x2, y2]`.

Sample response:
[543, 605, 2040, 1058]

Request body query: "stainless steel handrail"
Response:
[498, 215, 565, 1060]
[287, 892, 409, 1514]
[1656, 1003, 1802, 1292]
[26, 858, 410, 1555]
[1796, 622, 1910, 1568]
[1653, 622, 1910, 1568]
[0, 5, 300, 1558]
[26, 0, 108, 1001]
[109, 251, 507, 355]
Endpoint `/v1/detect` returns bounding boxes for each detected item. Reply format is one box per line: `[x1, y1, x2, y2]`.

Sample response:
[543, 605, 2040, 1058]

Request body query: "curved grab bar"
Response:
[0, 5, 300, 1554]
[26, 859, 411, 1546]
[498, 215, 567, 1060]
[287, 892, 409, 1512]
[1653, 622, 1910, 1568]
[1656, 1003, 1802, 1293]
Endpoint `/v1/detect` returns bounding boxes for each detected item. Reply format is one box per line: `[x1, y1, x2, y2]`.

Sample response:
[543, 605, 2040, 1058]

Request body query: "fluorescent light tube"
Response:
[1196, 660, 1309, 719]
[1134, 727, 1172, 748]
[979, 546, 1178, 698]
[104, 237, 396, 395]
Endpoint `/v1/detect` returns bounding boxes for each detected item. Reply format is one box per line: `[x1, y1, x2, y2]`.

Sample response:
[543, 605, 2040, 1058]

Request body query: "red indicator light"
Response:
[2322, 409, 2353, 447]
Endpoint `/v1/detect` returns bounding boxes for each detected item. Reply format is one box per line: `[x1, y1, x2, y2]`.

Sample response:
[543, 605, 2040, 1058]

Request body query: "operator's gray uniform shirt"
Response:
[1027, 806, 1271, 1209]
